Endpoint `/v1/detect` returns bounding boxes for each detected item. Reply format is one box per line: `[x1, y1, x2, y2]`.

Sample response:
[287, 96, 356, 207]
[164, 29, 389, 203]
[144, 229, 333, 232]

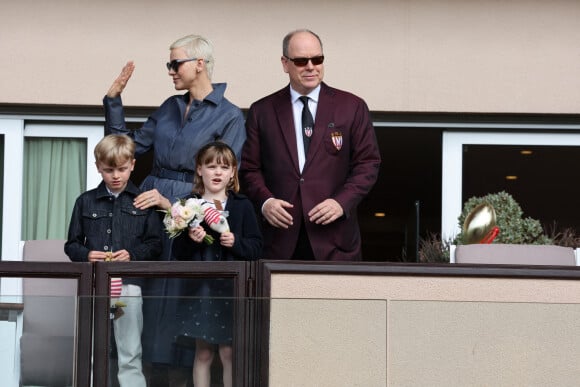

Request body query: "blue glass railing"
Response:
[2, 260, 580, 386]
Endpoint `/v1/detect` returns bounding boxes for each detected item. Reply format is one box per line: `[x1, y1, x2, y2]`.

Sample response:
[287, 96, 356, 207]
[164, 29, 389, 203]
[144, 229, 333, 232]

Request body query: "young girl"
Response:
[171, 141, 262, 387]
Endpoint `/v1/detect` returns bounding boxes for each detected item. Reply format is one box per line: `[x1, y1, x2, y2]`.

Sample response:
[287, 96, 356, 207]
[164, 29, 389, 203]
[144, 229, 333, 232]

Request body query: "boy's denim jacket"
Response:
[64, 180, 163, 285]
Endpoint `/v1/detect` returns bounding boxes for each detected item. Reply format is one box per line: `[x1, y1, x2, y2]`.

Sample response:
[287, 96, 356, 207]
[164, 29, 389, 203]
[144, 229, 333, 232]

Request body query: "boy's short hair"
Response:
[94, 134, 135, 166]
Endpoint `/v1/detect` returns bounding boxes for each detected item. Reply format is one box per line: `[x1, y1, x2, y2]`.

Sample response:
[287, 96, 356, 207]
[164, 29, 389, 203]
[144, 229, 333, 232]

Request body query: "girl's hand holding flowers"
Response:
[188, 225, 208, 244]
[162, 198, 222, 244]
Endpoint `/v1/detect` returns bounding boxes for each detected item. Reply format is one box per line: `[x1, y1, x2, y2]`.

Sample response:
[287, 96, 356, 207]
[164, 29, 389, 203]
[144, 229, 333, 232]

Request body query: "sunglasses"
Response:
[166, 58, 207, 72]
[284, 55, 325, 67]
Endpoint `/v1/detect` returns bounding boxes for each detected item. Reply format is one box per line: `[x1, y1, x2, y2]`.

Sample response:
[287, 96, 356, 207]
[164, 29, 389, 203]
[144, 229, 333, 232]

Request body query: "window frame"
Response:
[442, 129, 580, 240]
[0, 118, 103, 296]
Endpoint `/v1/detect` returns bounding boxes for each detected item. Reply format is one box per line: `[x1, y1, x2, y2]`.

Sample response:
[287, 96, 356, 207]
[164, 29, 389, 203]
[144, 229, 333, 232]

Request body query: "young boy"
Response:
[65, 134, 162, 387]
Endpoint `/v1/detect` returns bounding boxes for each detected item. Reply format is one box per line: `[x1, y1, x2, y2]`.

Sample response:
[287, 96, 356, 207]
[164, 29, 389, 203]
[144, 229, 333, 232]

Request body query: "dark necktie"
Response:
[299, 96, 314, 156]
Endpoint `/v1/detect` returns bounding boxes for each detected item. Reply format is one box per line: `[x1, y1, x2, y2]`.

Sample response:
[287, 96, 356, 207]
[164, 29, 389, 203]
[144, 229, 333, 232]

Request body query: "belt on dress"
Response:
[151, 167, 195, 183]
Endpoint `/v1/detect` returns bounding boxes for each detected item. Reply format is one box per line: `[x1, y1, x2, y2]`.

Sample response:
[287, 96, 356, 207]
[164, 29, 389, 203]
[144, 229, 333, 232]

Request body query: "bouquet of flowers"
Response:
[162, 198, 231, 244]
[162, 198, 212, 243]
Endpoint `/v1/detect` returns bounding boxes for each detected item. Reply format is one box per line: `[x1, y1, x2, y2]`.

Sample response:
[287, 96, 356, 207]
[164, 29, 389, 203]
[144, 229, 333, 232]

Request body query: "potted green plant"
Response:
[419, 191, 578, 265]
[455, 191, 551, 245]
[452, 191, 575, 265]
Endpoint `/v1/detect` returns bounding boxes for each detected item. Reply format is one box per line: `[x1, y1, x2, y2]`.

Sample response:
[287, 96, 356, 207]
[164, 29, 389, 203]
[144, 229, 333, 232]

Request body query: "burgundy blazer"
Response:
[240, 83, 381, 261]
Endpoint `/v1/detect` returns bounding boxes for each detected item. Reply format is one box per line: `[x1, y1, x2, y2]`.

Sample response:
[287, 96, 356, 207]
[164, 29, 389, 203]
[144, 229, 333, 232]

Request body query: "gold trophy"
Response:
[463, 203, 500, 244]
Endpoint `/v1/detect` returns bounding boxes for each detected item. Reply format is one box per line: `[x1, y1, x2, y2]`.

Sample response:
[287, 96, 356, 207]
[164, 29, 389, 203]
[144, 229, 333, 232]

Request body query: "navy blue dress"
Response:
[103, 84, 247, 364]
[171, 192, 262, 345]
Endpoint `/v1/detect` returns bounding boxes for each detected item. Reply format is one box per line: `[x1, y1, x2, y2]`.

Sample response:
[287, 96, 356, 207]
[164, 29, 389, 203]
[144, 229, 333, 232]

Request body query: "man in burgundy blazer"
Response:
[240, 29, 381, 261]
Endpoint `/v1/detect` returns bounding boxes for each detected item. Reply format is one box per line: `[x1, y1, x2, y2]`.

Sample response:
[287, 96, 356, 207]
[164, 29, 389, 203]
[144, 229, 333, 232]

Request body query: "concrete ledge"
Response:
[454, 244, 576, 265]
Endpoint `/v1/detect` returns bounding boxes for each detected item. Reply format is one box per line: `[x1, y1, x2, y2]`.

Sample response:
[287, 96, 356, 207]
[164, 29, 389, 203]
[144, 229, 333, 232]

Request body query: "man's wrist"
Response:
[261, 197, 275, 215]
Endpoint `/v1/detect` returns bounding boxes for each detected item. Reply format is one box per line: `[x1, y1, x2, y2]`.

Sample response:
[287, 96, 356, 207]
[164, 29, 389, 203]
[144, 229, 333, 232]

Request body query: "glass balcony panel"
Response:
[106, 277, 237, 387]
[0, 277, 78, 387]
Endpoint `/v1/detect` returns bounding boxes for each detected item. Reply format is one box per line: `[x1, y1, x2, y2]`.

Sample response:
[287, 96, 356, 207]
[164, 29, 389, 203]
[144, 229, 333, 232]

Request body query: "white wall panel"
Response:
[1, 1, 580, 113]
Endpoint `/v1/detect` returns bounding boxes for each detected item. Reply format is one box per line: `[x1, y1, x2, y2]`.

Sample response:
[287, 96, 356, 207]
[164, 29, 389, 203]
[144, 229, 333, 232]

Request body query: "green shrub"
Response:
[455, 191, 552, 245]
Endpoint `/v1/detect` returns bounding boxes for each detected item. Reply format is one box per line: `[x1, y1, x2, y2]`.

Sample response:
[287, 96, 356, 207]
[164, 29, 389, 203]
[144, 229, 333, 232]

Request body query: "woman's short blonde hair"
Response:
[170, 34, 215, 79]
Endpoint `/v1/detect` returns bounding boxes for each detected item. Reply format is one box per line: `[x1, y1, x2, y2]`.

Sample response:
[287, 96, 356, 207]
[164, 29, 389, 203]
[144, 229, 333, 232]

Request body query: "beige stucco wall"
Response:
[2, 0, 579, 113]
[269, 274, 580, 386]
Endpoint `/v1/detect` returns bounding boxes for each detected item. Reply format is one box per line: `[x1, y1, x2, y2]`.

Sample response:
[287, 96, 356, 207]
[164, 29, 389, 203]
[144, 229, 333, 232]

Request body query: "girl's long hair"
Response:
[194, 141, 239, 194]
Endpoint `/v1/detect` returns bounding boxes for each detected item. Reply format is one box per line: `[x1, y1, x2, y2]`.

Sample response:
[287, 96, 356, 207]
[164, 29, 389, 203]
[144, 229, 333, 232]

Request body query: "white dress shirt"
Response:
[290, 85, 321, 172]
